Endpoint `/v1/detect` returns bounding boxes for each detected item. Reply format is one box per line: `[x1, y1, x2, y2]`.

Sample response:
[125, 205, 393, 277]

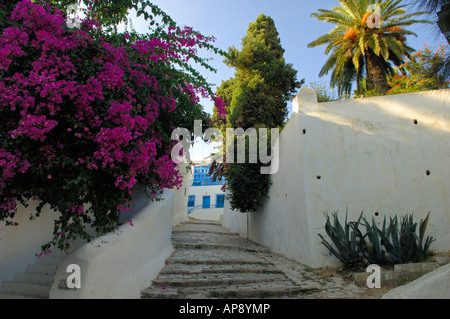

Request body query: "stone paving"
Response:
[141, 219, 389, 299]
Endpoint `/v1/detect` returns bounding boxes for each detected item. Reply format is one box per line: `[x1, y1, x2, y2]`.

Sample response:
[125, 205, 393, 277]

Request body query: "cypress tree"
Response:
[220, 13, 303, 130]
[212, 14, 303, 213]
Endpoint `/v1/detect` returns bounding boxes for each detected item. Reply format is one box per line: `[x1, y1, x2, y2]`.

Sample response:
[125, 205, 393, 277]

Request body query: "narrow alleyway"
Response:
[141, 218, 386, 299]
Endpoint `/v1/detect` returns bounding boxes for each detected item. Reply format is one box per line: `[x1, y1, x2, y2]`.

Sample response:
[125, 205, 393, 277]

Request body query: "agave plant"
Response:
[377, 212, 435, 263]
[318, 211, 367, 270]
[361, 216, 387, 265]
[416, 212, 436, 259]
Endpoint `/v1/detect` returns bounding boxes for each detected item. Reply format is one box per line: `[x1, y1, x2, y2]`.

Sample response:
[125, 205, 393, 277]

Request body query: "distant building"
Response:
[187, 164, 226, 221]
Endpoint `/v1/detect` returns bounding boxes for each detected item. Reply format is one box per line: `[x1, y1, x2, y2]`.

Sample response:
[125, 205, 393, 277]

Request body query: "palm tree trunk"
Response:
[365, 49, 391, 94]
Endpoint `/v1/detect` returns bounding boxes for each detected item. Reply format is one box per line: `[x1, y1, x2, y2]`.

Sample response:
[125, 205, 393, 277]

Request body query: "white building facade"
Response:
[187, 164, 226, 221]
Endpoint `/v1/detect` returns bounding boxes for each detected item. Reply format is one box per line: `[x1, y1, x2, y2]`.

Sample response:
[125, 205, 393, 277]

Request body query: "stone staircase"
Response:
[141, 219, 322, 299]
[0, 251, 65, 299]
[0, 240, 85, 299]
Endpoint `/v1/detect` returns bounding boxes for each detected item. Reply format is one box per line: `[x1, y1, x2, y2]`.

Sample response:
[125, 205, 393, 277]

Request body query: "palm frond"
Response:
[307, 33, 335, 48]
[368, 32, 381, 56]
[308, 0, 433, 94]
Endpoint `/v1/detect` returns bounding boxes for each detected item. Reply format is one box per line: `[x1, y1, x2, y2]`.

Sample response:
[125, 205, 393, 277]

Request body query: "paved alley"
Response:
[141, 219, 387, 299]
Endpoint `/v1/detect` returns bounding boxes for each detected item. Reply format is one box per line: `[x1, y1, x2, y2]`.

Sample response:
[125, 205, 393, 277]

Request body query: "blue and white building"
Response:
[187, 164, 226, 221]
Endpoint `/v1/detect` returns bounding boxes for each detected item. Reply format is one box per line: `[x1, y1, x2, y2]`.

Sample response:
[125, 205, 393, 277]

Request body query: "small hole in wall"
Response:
[414, 119, 418, 125]
[316, 176, 322, 180]
[374, 212, 379, 217]
[426, 170, 431, 176]
[303, 129, 307, 135]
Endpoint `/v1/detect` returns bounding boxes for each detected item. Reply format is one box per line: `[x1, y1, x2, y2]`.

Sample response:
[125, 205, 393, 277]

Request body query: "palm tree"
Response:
[410, 0, 450, 79]
[308, 0, 432, 96]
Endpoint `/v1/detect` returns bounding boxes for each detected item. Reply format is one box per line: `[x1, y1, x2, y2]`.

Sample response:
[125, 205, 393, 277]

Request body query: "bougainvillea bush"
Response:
[386, 44, 450, 95]
[0, 0, 226, 252]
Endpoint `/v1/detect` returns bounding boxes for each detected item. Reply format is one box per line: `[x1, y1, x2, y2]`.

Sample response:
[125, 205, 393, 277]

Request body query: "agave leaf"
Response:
[419, 212, 431, 244]
[389, 216, 400, 252]
[319, 210, 366, 269]
[378, 223, 402, 264]
[382, 215, 387, 233]
[332, 211, 347, 242]
[418, 212, 436, 258]
[399, 214, 413, 261]
[323, 212, 349, 258]
[370, 216, 386, 264]
[318, 234, 344, 261]
[423, 236, 436, 255]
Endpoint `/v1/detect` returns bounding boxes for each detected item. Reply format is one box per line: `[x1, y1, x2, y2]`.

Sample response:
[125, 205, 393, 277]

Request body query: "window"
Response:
[188, 196, 195, 207]
[216, 194, 225, 208]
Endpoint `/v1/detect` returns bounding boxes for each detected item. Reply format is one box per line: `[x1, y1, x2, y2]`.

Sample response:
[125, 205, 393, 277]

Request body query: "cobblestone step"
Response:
[183, 219, 222, 226]
[206, 281, 319, 299]
[172, 242, 271, 253]
[0, 281, 51, 299]
[153, 272, 288, 288]
[141, 220, 323, 299]
[171, 233, 270, 252]
[172, 223, 231, 234]
[25, 263, 58, 276]
[160, 263, 282, 275]
[0, 240, 86, 299]
[167, 248, 270, 265]
[142, 280, 319, 299]
[141, 219, 391, 299]
[12, 273, 54, 286]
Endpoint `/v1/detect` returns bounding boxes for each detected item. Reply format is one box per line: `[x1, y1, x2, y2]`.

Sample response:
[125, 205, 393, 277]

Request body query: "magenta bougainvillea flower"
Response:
[0, 0, 227, 252]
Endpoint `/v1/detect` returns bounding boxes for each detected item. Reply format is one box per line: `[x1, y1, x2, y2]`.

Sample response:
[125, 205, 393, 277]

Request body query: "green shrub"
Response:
[318, 211, 367, 270]
[319, 211, 436, 269]
[361, 216, 387, 266]
[377, 212, 435, 264]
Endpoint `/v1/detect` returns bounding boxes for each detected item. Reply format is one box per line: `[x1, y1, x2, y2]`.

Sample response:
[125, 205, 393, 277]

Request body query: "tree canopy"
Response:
[308, 0, 432, 96]
[211, 14, 302, 213]
[218, 13, 303, 130]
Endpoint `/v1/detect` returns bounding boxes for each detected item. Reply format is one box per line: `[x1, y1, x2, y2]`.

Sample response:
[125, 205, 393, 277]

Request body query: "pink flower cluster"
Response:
[214, 96, 228, 119]
[0, 27, 28, 71]
[9, 115, 58, 142]
[0, 149, 30, 211]
[0, 0, 227, 236]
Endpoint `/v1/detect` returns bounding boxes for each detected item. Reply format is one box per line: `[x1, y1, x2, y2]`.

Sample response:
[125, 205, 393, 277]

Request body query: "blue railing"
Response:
[187, 205, 203, 215]
[187, 204, 225, 215]
[191, 179, 225, 187]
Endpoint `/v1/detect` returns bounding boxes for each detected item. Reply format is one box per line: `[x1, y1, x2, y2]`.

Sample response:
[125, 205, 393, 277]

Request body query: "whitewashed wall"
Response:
[0, 202, 60, 284]
[49, 190, 175, 299]
[172, 165, 191, 226]
[1, 179, 186, 298]
[222, 88, 450, 268]
[188, 184, 225, 221]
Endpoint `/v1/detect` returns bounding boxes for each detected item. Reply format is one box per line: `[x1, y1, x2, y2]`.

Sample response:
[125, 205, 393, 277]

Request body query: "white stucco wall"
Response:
[49, 190, 175, 299]
[222, 88, 450, 268]
[221, 199, 248, 236]
[188, 184, 225, 221]
[0, 202, 60, 284]
[2, 180, 186, 298]
[172, 165, 191, 226]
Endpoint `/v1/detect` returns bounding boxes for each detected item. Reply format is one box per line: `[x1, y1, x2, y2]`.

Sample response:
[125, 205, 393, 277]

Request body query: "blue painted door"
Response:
[216, 195, 225, 208]
[202, 196, 210, 209]
[187, 196, 195, 207]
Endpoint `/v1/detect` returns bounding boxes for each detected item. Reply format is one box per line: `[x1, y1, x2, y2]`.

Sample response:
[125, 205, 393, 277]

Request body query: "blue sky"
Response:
[136, 0, 447, 114]
[130, 1, 447, 160]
